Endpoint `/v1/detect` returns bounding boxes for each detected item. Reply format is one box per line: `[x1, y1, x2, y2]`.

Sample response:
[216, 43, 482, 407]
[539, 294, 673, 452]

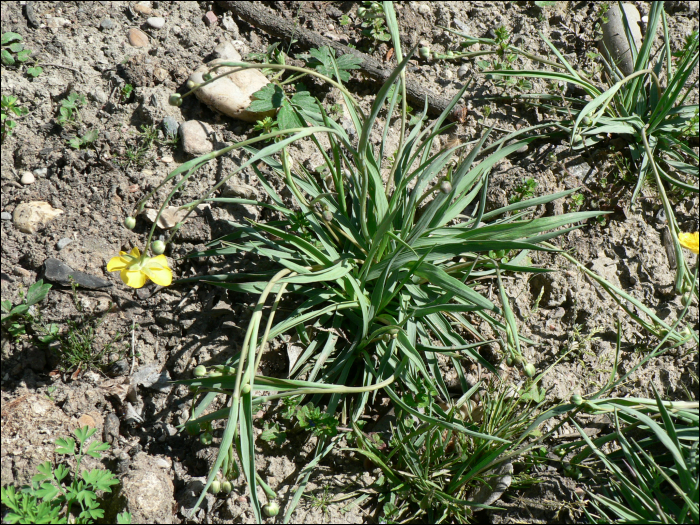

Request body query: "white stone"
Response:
[12, 201, 63, 234]
[179, 120, 214, 156]
[20, 172, 35, 185]
[147, 17, 165, 29]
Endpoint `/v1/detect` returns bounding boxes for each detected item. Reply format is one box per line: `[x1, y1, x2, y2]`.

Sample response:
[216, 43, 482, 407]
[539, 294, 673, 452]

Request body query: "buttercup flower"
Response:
[107, 247, 172, 288]
[678, 232, 699, 254]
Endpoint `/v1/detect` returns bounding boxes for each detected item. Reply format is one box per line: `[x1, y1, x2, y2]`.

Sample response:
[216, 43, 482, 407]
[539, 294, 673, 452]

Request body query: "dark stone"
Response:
[26, 345, 46, 371]
[106, 359, 129, 377]
[43, 258, 112, 290]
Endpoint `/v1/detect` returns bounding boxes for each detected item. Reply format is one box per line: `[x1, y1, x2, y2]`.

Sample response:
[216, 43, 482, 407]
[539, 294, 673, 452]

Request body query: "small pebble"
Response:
[20, 172, 35, 185]
[128, 28, 149, 47]
[203, 11, 218, 26]
[160, 155, 174, 163]
[221, 14, 238, 33]
[161, 116, 179, 137]
[457, 64, 468, 78]
[133, 2, 153, 15]
[33, 167, 48, 177]
[56, 238, 73, 250]
[418, 4, 431, 15]
[100, 18, 115, 30]
[1, 212, 12, 221]
[443, 69, 454, 81]
[179, 120, 213, 156]
[147, 16, 165, 29]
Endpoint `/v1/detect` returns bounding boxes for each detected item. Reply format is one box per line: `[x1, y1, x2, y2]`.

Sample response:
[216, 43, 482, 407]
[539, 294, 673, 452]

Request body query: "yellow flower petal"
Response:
[129, 247, 141, 258]
[121, 268, 148, 288]
[142, 255, 172, 287]
[678, 232, 699, 255]
[107, 255, 129, 272]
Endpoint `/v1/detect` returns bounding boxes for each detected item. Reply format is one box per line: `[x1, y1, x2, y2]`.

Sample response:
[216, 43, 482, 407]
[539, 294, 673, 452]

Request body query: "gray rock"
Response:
[33, 167, 48, 177]
[1, 212, 12, 221]
[146, 16, 165, 29]
[179, 120, 214, 156]
[131, 363, 172, 392]
[106, 359, 129, 377]
[99, 18, 115, 30]
[161, 116, 179, 138]
[43, 258, 112, 290]
[56, 238, 73, 250]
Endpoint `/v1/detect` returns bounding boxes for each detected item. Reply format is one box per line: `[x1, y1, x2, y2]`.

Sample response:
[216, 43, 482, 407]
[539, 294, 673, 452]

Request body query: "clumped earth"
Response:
[1, 1, 698, 524]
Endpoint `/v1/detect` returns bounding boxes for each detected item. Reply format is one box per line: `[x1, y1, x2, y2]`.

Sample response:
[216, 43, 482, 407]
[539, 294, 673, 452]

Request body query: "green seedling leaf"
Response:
[1, 49, 15, 66]
[298, 46, 362, 82]
[2, 32, 23, 45]
[55, 437, 76, 456]
[26, 66, 42, 77]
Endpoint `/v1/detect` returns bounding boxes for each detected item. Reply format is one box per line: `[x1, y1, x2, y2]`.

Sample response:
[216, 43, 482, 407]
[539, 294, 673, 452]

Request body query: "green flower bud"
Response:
[440, 180, 452, 194]
[446, 50, 455, 58]
[322, 210, 333, 222]
[221, 480, 232, 494]
[571, 394, 584, 406]
[185, 421, 201, 436]
[168, 93, 183, 106]
[209, 479, 221, 494]
[357, 6, 366, 17]
[419, 46, 431, 60]
[506, 355, 514, 367]
[582, 116, 592, 126]
[263, 502, 280, 517]
[193, 365, 207, 377]
[573, 134, 583, 144]
[512, 355, 524, 366]
[152, 240, 166, 255]
[523, 363, 536, 377]
[200, 432, 213, 445]
[124, 216, 136, 230]
[240, 383, 251, 395]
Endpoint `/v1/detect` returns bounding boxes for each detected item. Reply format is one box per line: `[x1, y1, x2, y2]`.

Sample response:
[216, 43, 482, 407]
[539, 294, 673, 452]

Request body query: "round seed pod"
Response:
[357, 6, 366, 18]
[200, 432, 213, 445]
[512, 355, 524, 366]
[152, 240, 166, 255]
[440, 180, 452, 194]
[573, 134, 583, 144]
[168, 93, 183, 106]
[571, 394, 584, 406]
[506, 355, 514, 367]
[209, 480, 221, 494]
[322, 210, 333, 222]
[221, 480, 232, 494]
[523, 363, 536, 378]
[124, 216, 136, 230]
[193, 365, 207, 377]
[240, 383, 251, 395]
[185, 421, 201, 436]
[263, 502, 280, 517]
[582, 116, 593, 126]
[419, 47, 431, 59]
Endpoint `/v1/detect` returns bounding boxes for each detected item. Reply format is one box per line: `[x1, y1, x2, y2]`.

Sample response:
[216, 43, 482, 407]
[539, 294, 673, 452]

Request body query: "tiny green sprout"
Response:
[152, 240, 166, 255]
[209, 479, 221, 494]
[185, 421, 201, 436]
[241, 383, 251, 394]
[538, 446, 548, 457]
[221, 480, 232, 494]
[200, 432, 213, 445]
[168, 93, 183, 107]
[419, 46, 431, 59]
[193, 365, 207, 377]
[571, 394, 584, 406]
[124, 216, 136, 229]
[263, 501, 280, 517]
[440, 180, 452, 194]
[203, 72, 213, 81]
[523, 363, 536, 377]
[555, 446, 567, 457]
[322, 210, 333, 222]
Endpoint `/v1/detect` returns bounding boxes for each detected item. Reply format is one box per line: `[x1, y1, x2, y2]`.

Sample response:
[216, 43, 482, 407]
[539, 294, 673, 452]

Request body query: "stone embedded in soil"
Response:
[131, 363, 172, 392]
[127, 28, 149, 47]
[187, 44, 275, 123]
[142, 206, 189, 229]
[56, 238, 73, 250]
[161, 116, 179, 137]
[20, 171, 35, 185]
[12, 201, 63, 234]
[77, 414, 96, 428]
[33, 167, 48, 177]
[133, 2, 153, 15]
[100, 18, 115, 30]
[146, 16, 165, 29]
[43, 257, 112, 290]
[179, 120, 214, 155]
[1, 212, 12, 221]
[203, 11, 218, 26]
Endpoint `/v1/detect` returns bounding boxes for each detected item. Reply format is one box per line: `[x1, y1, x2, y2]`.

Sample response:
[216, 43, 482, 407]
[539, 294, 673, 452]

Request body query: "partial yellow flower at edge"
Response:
[678, 232, 699, 255]
[107, 247, 172, 288]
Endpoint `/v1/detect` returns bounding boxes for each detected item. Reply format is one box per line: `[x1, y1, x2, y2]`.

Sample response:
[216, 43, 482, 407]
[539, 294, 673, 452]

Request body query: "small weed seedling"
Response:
[1, 32, 42, 77]
[0, 426, 131, 524]
[120, 124, 162, 168]
[357, 1, 392, 50]
[1, 95, 28, 140]
[68, 129, 99, 150]
[509, 177, 538, 204]
[57, 92, 86, 126]
[118, 84, 134, 104]
[1, 280, 52, 339]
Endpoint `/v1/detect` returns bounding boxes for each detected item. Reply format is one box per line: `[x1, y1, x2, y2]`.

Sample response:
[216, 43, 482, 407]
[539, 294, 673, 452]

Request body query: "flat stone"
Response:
[13, 201, 63, 234]
[131, 363, 172, 393]
[56, 238, 73, 250]
[162, 116, 179, 137]
[147, 16, 165, 29]
[203, 11, 218, 26]
[133, 2, 153, 15]
[43, 257, 112, 290]
[33, 167, 48, 177]
[78, 414, 96, 428]
[128, 28, 149, 47]
[179, 120, 213, 156]
[100, 18, 115, 30]
[1, 212, 12, 221]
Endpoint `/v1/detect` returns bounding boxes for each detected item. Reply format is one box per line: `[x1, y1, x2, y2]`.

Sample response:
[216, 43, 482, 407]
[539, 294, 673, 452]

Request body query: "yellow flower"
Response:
[678, 232, 699, 255]
[107, 247, 172, 288]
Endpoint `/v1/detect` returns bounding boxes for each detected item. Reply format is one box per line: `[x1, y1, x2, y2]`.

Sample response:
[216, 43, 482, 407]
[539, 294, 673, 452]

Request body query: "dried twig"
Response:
[218, 1, 467, 122]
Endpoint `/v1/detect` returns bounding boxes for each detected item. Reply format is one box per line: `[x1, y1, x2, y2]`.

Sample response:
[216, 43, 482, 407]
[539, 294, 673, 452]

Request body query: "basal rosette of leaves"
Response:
[135, 6, 606, 522]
